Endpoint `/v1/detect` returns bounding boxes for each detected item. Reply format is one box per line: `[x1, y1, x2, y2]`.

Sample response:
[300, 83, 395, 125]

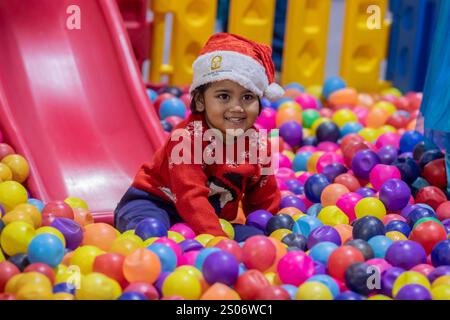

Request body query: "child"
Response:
[114, 33, 284, 241]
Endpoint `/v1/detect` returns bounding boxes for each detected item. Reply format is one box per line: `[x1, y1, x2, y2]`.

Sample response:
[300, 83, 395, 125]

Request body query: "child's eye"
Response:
[242, 94, 255, 101]
[217, 94, 230, 101]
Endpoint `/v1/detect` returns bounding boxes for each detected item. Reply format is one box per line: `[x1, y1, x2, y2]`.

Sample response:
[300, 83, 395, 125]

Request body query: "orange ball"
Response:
[266, 238, 288, 273]
[73, 207, 94, 226]
[82, 223, 118, 251]
[334, 173, 361, 192]
[122, 248, 161, 283]
[328, 88, 358, 106]
[13, 204, 42, 228]
[200, 283, 241, 300]
[320, 184, 350, 206]
[276, 107, 302, 127]
[283, 88, 303, 99]
[334, 224, 353, 244]
[366, 108, 390, 128]
[278, 207, 303, 216]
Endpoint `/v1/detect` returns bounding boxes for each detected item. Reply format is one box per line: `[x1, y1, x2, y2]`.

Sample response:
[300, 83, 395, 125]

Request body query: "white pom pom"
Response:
[264, 82, 285, 101]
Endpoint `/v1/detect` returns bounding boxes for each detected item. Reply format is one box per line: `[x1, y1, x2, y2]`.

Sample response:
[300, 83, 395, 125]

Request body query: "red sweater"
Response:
[132, 113, 280, 236]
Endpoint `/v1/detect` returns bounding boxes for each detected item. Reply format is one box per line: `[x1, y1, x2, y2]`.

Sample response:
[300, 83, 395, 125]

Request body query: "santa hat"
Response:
[190, 33, 285, 101]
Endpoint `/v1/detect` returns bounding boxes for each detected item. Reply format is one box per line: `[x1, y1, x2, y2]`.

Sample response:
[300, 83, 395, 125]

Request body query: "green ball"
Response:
[302, 109, 321, 129]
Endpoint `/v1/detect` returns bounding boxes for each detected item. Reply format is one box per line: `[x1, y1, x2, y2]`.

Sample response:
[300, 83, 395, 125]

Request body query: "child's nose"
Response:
[229, 104, 244, 112]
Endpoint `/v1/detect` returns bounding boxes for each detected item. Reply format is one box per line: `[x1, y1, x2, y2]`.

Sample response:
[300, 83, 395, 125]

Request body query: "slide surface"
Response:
[0, 0, 165, 224]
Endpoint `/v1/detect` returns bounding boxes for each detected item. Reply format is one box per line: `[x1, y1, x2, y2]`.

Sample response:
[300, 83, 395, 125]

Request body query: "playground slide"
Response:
[0, 0, 165, 224]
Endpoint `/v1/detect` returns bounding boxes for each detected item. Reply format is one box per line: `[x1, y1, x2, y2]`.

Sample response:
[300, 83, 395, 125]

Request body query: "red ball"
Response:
[242, 236, 276, 272]
[423, 158, 447, 189]
[124, 282, 159, 300]
[214, 239, 243, 263]
[0, 143, 15, 160]
[327, 246, 365, 281]
[342, 141, 371, 167]
[393, 96, 410, 111]
[154, 93, 174, 114]
[409, 221, 447, 255]
[234, 270, 270, 300]
[436, 201, 450, 221]
[41, 201, 74, 226]
[24, 263, 55, 283]
[0, 293, 16, 300]
[339, 134, 364, 151]
[0, 261, 20, 292]
[254, 286, 291, 300]
[334, 173, 361, 192]
[415, 186, 447, 211]
[386, 113, 408, 129]
[93, 253, 126, 286]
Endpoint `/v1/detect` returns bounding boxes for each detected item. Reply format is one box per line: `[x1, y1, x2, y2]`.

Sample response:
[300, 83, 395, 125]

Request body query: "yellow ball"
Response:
[143, 237, 158, 247]
[109, 238, 141, 256]
[0, 163, 13, 181]
[307, 151, 325, 173]
[392, 271, 431, 297]
[64, 197, 89, 210]
[269, 229, 292, 242]
[176, 266, 203, 279]
[206, 236, 228, 248]
[1, 154, 29, 183]
[2, 210, 35, 227]
[377, 125, 397, 135]
[167, 231, 185, 243]
[381, 88, 402, 97]
[264, 272, 277, 285]
[36, 226, 66, 248]
[0, 181, 28, 212]
[359, 127, 378, 142]
[219, 219, 235, 239]
[432, 276, 450, 288]
[70, 245, 105, 274]
[53, 292, 75, 300]
[318, 206, 349, 226]
[431, 285, 450, 300]
[75, 273, 122, 300]
[54, 265, 70, 284]
[386, 231, 407, 241]
[13, 203, 42, 228]
[278, 101, 302, 113]
[5, 273, 23, 293]
[122, 229, 135, 236]
[368, 294, 392, 300]
[282, 150, 295, 162]
[355, 197, 386, 219]
[162, 270, 202, 300]
[0, 221, 35, 256]
[15, 272, 52, 293]
[195, 234, 214, 246]
[332, 109, 358, 128]
[374, 101, 397, 116]
[116, 234, 144, 247]
[16, 283, 53, 300]
[305, 85, 323, 99]
[295, 282, 333, 300]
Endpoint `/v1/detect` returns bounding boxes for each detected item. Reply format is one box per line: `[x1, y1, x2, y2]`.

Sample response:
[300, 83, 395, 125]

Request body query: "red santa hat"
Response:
[190, 33, 285, 100]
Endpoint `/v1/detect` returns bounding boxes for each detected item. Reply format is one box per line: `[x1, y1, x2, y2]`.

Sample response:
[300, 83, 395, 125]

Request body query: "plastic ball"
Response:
[242, 236, 276, 272]
[407, 206, 437, 227]
[399, 131, 424, 153]
[316, 121, 341, 143]
[416, 186, 447, 211]
[351, 150, 380, 180]
[276, 105, 302, 127]
[0, 221, 35, 256]
[293, 216, 323, 238]
[431, 239, 450, 267]
[0, 262, 20, 292]
[162, 270, 201, 300]
[41, 201, 74, 226]
[327, 246, 365, 281]
[385, 240, 427, 269]
[317, 206, 349, 226]
[346, 239, 374, 260]
[392, 271, 431, 297]
[386, 220, 411, 237]
[234, 270, 270, 300]
[75, 273, 122, 300]
[134, 218, 168, 240]
[279, 121, 303, 148]
[307, 226, 341, 248]
[320, 184, 350, 207]
[48, 218, 81, 250]
[159, 97, 186, 120]
[352, 216, 385, 241]
[0, 181, 28, 212]
[280, 196, 306, 212]
[308, 241, 338, 266]
[323, 76, 346, 100]
[266, 214, 294, 234]
[369, 165, 401, 191]
[122, 248, 161, 283]
[334, 173, 361, 192]
[202, 251, 239, 286]
[281, 233, 307, 251]
[336, 192, 362, 223]
[354, 197, 387, 220]
[8, 253, 30, 271]
[81, 223, 117, 251]
[344, 262, 372, 295]
[1, 155, 29, 183]
[70, 245, 104, 274]
[277, 251, 314, 286]
[367, 235, 393, 258]
[27, 234, 64, 268]
[304, 174, 330, 203]
[379, 179, 411, 212]
[355, 187, 376, 198]
[245, 210, 273, 232]
[410, 221, 447, 255]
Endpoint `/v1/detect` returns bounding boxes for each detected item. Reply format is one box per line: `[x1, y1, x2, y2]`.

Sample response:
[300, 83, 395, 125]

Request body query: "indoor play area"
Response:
[0, 0, 449, 302]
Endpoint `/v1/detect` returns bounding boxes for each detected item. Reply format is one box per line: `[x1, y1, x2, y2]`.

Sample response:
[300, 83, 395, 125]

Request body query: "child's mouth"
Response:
[225, 117, 246, 123]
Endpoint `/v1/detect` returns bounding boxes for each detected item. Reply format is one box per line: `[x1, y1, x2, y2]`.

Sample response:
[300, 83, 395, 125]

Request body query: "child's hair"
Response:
[189, 83, 262, 114]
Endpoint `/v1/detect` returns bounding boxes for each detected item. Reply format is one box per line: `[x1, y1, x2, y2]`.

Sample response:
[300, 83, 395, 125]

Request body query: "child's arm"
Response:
[242, 173, 281, 216]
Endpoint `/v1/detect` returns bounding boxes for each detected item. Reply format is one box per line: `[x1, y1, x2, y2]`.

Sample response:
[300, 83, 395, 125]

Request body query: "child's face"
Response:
[195, 80, 260, 135]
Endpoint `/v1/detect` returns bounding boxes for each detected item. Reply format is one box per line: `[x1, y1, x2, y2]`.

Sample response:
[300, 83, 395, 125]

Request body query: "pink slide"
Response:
[0, 0, 165, 224]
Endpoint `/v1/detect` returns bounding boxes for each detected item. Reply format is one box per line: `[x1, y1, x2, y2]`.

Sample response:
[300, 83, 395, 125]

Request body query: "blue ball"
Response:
[309, 241, 339, 265]
[146, 88, 158, 102]
[307, 275, 340, 298]
[53, 282, 76, 294]
[118, 292, 149, 300]
[135, 217, 168, 240]
[281, 284, 298, 300]
[27, 198, 45, 212]
[293, 216, 323, 238]
[399, 131, 424, 154]
[284, 179, 304, 195]
[323, 76, 346, 100]
[307, 203, 322, 218]
[27, 234, 65, 268]
[368, 235, 394, 258]
[284, 83, 305, 92]
[261, 97, 271, 108]
[292, 151, 312, 172]
[392, 157, 420, 185]
[194, 248, 221, 270]
[271, 97, 293, 110]
[335, 291, 366, 300]
[431, 239, 450, 267]
[352, 216, 386, 241]
[160, 120, 172, 132]
[386, 220, 411, 237]
[280, 121, 303, 148]
[159, 97, 186, 119]
[148, 243, 177, 272]
[407, 206, 436, 227]
[304, 174, 330, 203]
[341, 122, 363, 136]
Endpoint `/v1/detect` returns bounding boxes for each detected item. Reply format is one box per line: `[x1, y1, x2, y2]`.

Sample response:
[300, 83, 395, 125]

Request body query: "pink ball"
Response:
[277, 251, 314, 286]
[169, 223, 196, 239]
[273, 153, 291, 169]
[276, 167, 296, 183]
[381, 214, 407, 225]
[255, 108, 277, 130]
[354, 107, 369, 124]
[154, 237, 182, 261]
[297, 145, 317, 153]
[124, 282, 159, 300]
[177, 250, 200, 266]
[316, 152, 344, 174]
[180, 93, 191, 109]
[320, 108, 333, 118]
[366, 258, 392, 274]
[375, 133, 401, 149]
[411, 264, 435, 277]
[297, 172, 313, 185]
[215, 239, 243, 262]
[369, 164, 401, 191]
[336, 192, 363, 223]
[294, 93, 318, 110]
[317, 142, 340, 152]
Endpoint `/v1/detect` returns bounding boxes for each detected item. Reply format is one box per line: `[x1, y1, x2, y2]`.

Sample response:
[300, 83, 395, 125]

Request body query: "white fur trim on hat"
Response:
[190, 50, 281, 99]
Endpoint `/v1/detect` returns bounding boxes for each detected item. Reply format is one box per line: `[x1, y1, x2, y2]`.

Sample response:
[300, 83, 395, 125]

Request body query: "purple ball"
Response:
[379, 179, 411, 211]
[280, 195, 306, 212]
[442, 219, 450, 235]
[307, 226, 341, 249]
[400, 204, 420, 219]
[245, 210, 273, 232]
[279, 121, 303, 148]
[202, 251, 239, 286]
[284, 179, 304, 195]
[427, 266, 450, 283]
[322, 163, 348, 182]
[180, 239, 203, 253]
[385, 240, 426, 270]
[313, 261, 327, 275]
[351, 149, 380, 180]
[377, 145, 398, 165]
[50, 218, 83, 250]
[396, 284, 432, 300]
[380, 267, 405, 297]
[355, 187, 376, 198]
[154, 272, 170, 296]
